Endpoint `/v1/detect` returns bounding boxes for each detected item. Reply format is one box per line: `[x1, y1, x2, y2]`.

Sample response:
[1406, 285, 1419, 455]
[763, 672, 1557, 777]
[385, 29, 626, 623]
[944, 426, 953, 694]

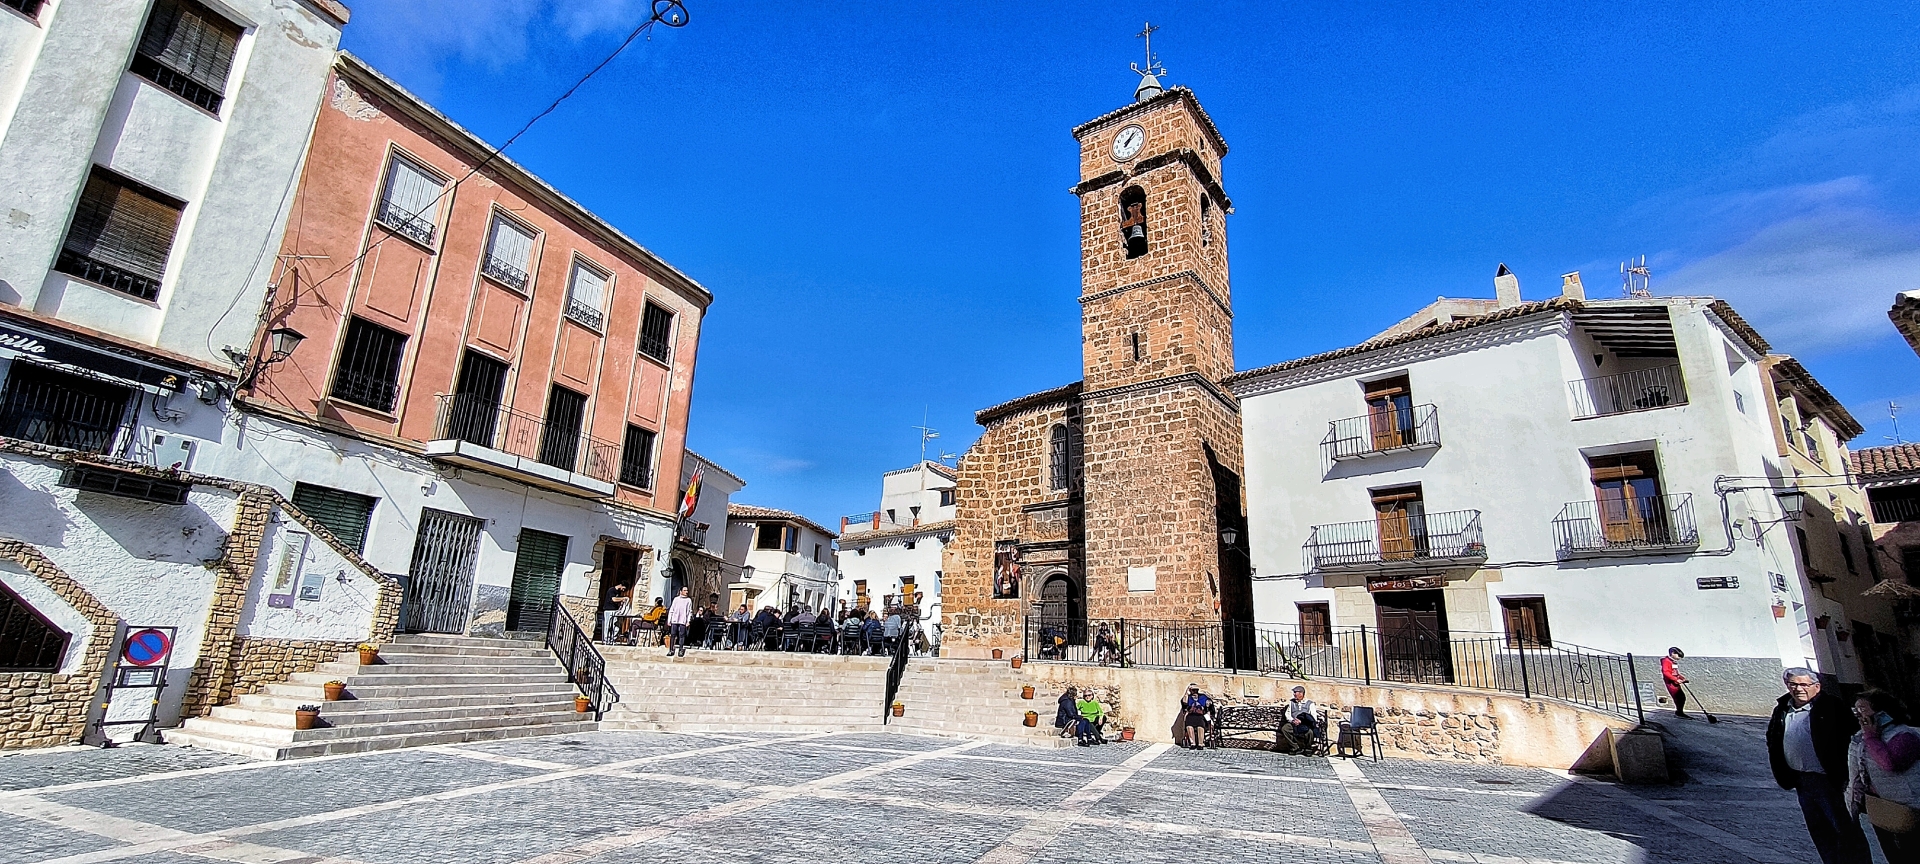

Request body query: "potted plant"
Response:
[1021, 685, 1035, 700]
[574, 695, 592, 713]
[322, 680, 347, 701]
[1010, 656, 1023, 669]
[1121, 727, 1136, 742]
[357, 642, 380, 665]
[1023, 710, 1039, 727]
[991, 648, 1004, 660]
[891, 701, 905, 717]
[294, 705, 321, 730]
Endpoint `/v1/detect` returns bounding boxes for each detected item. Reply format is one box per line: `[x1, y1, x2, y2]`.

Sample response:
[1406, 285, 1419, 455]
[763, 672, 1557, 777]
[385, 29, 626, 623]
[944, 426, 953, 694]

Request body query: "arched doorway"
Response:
[664, 557, 687, 604]
[1038, 572, 1085, 647]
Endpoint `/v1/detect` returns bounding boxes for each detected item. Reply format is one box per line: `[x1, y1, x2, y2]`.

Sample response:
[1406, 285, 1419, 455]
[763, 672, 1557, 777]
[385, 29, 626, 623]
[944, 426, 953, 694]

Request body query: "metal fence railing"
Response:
[433, 393, 619, 484]
[1569, 364, 1689, 419]
[1323, 403, 1441, 461]
[1023, 617, 1645, 722]
[1552, 493, 1698, 555]
[1303, 509, 1486, 570]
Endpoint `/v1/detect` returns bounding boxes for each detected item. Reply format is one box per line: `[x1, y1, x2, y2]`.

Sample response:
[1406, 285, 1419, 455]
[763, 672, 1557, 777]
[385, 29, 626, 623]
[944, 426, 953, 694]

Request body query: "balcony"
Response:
[1569, 365, 1688, 419]
[1552, 493, 1698, 557]
[1303, 509, 1487, 572]
[1323, 404, 1441, 462]
[424, 394, 617, 497]
[676, 518, 709, 548]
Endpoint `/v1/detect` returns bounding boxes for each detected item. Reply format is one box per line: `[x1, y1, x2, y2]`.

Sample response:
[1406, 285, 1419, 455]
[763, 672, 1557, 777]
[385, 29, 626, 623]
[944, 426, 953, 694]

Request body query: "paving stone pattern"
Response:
[0, 727, 1835, 864]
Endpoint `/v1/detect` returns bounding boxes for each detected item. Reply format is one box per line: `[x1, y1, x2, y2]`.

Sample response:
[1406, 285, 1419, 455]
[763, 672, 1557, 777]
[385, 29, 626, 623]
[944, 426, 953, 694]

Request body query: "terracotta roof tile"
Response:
[975, 381, 1083, 426]
[839, 519, 957, 549]
[726, 503, 838, 539]
[1852, 444, 1920, 481]
[1225, 297, 1583, 387]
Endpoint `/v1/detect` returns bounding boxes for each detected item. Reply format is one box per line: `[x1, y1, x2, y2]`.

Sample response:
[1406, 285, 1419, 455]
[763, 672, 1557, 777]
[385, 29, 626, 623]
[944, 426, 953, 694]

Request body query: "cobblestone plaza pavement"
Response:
[0, 719, 1834, 864]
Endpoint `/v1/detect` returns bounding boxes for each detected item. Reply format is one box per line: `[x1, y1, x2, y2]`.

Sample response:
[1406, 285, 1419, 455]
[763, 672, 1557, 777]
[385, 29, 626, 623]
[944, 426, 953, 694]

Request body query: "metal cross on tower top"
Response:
[1132, 22, 1164, 78]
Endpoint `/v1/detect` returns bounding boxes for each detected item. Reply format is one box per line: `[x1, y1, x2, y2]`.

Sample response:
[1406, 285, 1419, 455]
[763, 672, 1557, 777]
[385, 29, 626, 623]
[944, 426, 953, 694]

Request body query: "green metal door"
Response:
[506, 529, 568, 632]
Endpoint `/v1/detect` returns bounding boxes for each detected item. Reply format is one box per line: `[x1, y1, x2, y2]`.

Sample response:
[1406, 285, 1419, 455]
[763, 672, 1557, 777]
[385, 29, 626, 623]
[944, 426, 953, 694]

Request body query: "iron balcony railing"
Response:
[1303, 508, 1486, 570]
[374, 205, 435, 246]
[481, 256, 529, 291]
[565, 298, 605, 332]
[1023, 617, 1646, 721]
[1869, 490, 1920, 524]
[432, 393, 619, 484]
[676, 518, 708, 547]
[1552, 493, 1699, 555]
[1323, 404, 1441, 461]
[1569, 364, 1688, 419]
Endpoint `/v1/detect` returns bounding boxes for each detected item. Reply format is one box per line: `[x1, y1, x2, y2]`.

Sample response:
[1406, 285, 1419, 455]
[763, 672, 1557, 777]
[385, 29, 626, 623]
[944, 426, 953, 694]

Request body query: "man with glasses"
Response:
[1768, 667, 1869, 864]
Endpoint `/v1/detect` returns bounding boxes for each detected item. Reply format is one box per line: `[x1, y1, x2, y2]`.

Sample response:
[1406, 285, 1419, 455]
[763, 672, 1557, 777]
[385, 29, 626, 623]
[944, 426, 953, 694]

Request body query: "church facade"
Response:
[941, 77, 1253, 659]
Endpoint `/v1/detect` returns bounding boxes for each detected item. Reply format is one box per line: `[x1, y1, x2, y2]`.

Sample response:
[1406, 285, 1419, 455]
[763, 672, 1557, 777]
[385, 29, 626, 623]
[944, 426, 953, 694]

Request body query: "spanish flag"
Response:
[679, 466, 703, 521]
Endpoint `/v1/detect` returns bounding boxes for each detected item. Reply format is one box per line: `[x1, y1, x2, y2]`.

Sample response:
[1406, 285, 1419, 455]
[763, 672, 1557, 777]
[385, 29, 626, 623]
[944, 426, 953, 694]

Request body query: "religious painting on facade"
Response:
[993, 540, 1021, 599]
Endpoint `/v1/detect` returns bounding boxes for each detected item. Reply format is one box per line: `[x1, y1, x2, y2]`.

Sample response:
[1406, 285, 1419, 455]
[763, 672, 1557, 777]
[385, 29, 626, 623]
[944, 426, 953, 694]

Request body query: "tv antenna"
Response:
[1889, 402, 1904, 445]
[914, 406, 940, 466]
[1621, 256, 1652, 297]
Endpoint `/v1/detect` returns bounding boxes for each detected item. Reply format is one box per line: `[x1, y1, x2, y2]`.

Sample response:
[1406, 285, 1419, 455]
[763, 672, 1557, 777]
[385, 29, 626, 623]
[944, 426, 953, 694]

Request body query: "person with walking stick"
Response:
[1662, 647, 1690, 719]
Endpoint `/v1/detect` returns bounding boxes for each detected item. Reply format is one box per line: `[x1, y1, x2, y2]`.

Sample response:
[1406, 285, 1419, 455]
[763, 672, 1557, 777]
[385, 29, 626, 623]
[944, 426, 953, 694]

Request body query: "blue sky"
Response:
[340, 1, 1920, 525]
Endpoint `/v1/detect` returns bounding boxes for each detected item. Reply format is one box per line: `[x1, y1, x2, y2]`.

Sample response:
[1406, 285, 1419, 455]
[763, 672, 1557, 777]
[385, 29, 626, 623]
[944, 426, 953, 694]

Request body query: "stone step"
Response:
[287, 670, 569, 688]
[172, 707, 590, 746]
[617, 695, 881, 710]
[264, 681, 576, 700]
[357, 652, 562, 668]
[377, 640, 557, 659]
[166, 717, 596, 760]
[236, 689, 579, 713]
[212, 698, 579, 727]
[882, 724, 1076, 749]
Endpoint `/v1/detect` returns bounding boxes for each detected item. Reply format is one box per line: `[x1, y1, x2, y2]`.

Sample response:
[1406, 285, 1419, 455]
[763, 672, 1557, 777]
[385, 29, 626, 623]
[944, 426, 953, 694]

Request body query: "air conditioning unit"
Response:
[141, 431, 196, 472]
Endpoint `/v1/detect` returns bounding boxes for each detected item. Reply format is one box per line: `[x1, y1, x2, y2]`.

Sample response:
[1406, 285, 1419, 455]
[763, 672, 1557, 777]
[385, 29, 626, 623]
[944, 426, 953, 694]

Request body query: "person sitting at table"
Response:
[752, 606, 780, 650]
[840, 611, 866, 654]
[1283, 686, 1320, 752]
[700, 602, 727, 649]
[864, 613, 887, 655]
[728, 604, 752, 649]
[633, 597, 665, 646]
[602, 582, 632, 643]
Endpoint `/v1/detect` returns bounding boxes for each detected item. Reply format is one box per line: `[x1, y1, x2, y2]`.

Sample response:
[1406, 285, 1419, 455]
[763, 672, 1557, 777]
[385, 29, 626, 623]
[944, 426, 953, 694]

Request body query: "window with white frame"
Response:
[481, 216, 534, 290]
[375, 156, 443, 245]
[565, 260, 608, 331]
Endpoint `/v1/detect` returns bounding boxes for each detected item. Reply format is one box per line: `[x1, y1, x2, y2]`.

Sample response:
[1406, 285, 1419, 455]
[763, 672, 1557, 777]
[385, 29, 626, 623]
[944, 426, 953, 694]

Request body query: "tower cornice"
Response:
[1071, 86, 1228, 156]
[1070, 147, 1232, 212]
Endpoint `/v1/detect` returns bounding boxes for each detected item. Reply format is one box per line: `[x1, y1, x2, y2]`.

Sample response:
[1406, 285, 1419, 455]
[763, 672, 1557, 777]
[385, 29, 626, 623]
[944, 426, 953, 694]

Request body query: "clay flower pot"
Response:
[574, 695, 591, 713]
[891, 703, 905, 717]
[322, 681, 346, 701]
[358, 647, 379, 666]
[991, 649, 1004, 660]
[1010, 657, 1023, 669]
[1121, 727, 1136, 742]
[1024, 711, 1039, 727]
[294, 706, 320, 730]
[1022, 685, 1035, 700]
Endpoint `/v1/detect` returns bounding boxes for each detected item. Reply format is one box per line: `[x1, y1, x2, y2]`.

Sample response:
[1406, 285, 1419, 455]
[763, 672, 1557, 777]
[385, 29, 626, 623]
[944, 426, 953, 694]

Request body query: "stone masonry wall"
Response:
[944, 396, 1081, 654]
[0, 542, 119, 750]
[223, 638, 357, 700]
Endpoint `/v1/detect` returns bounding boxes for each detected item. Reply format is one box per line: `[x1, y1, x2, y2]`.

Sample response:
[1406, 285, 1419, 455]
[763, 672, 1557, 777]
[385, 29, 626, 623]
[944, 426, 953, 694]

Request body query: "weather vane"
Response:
[1132, 22, 1165, 78]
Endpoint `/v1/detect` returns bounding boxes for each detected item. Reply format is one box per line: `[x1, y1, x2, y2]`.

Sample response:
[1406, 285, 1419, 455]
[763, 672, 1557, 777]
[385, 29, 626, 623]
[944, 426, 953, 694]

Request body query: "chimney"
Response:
[1560, 271, 1586, 300]
[1494, 264, 1521, 308]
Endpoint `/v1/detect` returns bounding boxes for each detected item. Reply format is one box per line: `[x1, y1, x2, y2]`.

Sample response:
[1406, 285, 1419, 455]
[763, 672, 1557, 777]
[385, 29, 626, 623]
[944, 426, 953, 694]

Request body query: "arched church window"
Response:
[1049, 424, 1070, 491]
[1119, 186, 1148, 259]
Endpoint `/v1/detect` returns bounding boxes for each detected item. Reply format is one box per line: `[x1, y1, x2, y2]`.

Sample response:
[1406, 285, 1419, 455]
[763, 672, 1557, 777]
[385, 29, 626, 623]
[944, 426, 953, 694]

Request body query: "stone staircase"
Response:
[598, 646, 891, 734]
[889, 659, 1073, 748]
[164, 634, 594, 760]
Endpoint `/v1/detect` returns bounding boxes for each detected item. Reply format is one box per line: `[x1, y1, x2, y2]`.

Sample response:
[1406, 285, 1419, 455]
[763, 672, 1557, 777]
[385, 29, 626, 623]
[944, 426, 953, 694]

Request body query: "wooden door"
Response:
[1376, 590, 1452, 683]
[1374, 486, 1423, 560]
[1365, 376, 1413, 450]
[1590, 453, 1661, 545]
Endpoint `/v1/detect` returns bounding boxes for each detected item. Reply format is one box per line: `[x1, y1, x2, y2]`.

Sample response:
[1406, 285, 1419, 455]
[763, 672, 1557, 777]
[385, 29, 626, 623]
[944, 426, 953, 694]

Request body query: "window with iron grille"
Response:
[375, 156, 443, 246]
[1049, 425, 1070, 491]
[0, 583, 70, 673]
[59, 465, 190, 504]
[565, 261, 608, 331]
[4, 0, 46, 19]
[639, 302, 674, 362]
[620, 424, 656, 488]
[329, 317, 407, 412]
[0, 362, 133, 453]
[481, 216, 535, 290]
[55, 168, 183, 302]
[131, 0, 241, 113]
[291, 483, 378, 554]
[537, 384, 587, 471]
[1500, 596, 1552, 648]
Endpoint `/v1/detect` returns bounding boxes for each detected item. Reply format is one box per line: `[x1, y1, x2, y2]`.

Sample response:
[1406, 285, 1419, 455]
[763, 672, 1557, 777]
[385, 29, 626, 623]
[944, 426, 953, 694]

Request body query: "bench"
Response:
[1210, 704, 1331, 756]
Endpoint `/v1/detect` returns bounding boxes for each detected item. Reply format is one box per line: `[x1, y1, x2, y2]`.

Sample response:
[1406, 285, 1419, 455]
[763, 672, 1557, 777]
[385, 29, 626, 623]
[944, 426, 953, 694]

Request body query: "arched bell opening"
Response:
[1119, 185, 1148, 259]
[1038, 571, 1086, 647]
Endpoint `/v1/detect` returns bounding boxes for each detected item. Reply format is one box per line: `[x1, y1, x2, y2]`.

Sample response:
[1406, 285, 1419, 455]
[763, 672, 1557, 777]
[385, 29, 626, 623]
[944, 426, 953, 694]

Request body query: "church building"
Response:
[941, 62, 1253, 659]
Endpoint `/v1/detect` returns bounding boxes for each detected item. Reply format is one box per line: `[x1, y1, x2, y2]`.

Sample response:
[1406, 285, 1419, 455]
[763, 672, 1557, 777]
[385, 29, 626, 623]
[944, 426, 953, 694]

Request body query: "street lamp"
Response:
[1220, 528, 1238, 547]
[239, 326, 306, 389]
[1774, 487, 1808, 520]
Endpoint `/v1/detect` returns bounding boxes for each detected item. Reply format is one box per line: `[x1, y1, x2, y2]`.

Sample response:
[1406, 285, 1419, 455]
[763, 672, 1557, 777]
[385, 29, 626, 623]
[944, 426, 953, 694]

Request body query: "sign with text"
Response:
[1697, 576, 1739, 590]
[1367, 575, 1446, 593]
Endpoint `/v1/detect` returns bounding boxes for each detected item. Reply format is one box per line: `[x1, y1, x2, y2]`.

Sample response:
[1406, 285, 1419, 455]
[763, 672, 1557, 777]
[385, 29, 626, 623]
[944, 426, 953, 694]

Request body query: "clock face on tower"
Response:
[1111, 124, 1145, 161]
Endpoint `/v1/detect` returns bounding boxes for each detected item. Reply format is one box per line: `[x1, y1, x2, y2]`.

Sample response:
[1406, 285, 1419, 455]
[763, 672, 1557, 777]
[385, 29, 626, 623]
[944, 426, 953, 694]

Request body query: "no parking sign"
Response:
[122, 628, 172, 667]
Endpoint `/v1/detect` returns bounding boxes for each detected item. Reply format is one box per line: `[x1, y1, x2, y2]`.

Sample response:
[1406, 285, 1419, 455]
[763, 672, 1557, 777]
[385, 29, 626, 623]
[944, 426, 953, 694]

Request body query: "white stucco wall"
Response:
[0, 0, 340, 364]
[837, 535, 946, 615]
[237, 505, 381, 642]
[1236, 299, 1804, 667]
[679, 452, 743, 560]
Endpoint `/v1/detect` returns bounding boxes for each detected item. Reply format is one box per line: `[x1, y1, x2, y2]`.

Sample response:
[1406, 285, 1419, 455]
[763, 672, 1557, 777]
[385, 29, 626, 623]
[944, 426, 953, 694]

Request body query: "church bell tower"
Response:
[1070, 33, 1252, 642]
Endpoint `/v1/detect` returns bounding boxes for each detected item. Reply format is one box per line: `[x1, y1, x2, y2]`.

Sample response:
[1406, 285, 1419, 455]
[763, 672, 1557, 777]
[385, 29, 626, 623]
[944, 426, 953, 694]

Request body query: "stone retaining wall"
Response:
[1019, 661, 1630, 769]
[222, 638, 359, 701]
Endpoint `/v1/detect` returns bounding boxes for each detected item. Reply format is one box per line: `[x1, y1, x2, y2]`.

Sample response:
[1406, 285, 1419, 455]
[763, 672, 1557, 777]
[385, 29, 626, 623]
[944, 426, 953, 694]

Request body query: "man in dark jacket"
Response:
[1767, 667, 1869, 864]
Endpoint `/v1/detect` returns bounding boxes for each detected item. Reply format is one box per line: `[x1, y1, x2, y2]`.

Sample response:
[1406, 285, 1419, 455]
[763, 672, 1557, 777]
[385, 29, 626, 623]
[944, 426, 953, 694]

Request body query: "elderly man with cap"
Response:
[1284, 685, 1320, 753]
[1178, 683, 1213, 749]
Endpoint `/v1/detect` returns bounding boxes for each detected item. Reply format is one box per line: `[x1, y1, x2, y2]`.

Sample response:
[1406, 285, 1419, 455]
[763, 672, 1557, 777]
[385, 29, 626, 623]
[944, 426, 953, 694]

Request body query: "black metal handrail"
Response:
[1023, 617, 1644, 721]
[1569, 364, 1688, 419]
[1552, 493, 1698, 555]
[432, 393, 619, 484]
[1323, 404, 1441, 461]
[882, 617, 913, 723]
[1303, 508, 1486, 570]
[547, 598, 610, 719]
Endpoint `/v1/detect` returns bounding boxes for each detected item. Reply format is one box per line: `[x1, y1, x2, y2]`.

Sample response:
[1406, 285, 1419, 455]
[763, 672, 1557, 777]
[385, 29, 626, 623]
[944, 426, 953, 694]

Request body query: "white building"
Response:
[1226, 273, 1837, 714]
[660, 450, 746, 610]
[724, 503, 840, 614]
[835, 461, 956, 623]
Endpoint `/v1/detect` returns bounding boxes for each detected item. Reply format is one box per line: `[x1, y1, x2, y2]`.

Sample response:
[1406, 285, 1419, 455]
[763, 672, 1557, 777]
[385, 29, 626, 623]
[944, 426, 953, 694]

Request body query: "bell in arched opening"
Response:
[1119, 186, 1148, 259]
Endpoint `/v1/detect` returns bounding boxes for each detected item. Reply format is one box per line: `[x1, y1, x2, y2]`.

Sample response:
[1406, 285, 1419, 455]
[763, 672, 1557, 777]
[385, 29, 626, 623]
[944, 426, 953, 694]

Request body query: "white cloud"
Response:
[342, 0, 648, 91]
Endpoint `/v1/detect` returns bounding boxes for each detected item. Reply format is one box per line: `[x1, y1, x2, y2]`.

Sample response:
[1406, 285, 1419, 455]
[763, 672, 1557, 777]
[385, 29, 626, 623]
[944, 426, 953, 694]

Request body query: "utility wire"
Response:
[251, 0, 690, 377]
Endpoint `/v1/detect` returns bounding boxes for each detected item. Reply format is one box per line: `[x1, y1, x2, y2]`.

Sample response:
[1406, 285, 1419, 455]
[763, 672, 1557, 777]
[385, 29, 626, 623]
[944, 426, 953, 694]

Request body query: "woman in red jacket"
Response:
[1662, 647, 1690, 719]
